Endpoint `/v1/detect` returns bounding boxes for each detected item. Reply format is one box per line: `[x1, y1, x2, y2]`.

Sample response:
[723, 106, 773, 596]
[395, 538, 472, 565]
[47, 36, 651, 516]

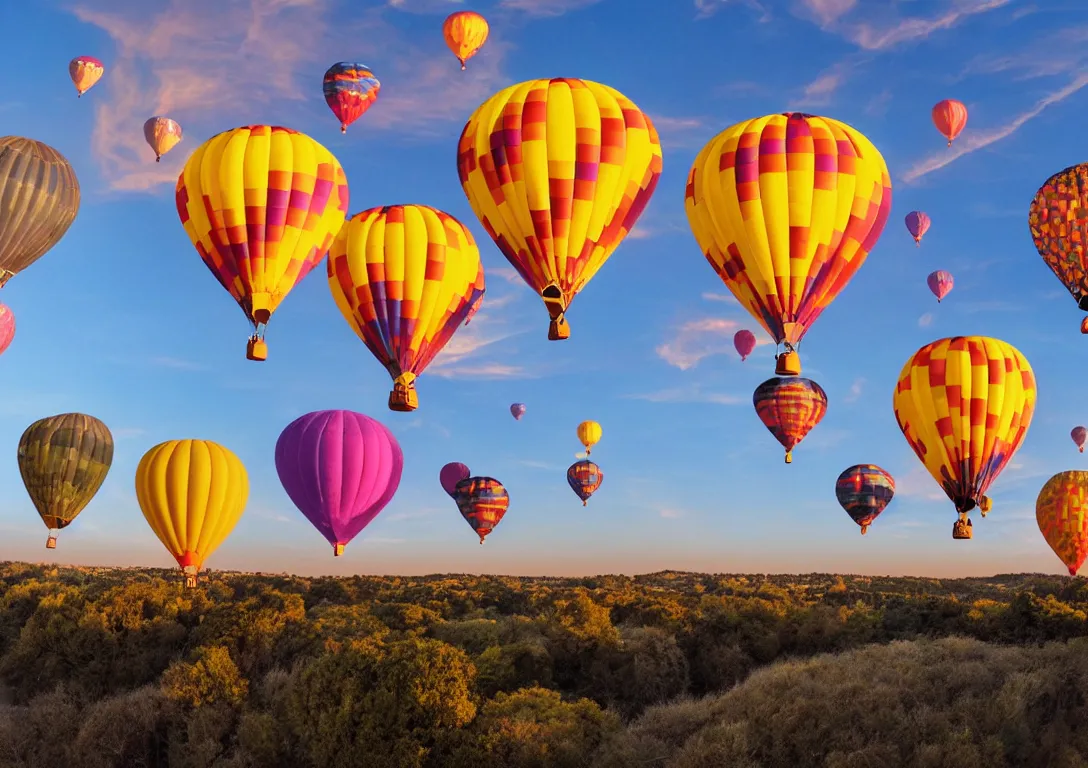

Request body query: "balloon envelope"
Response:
[1073, 426, 1087, 453]
[510, 403, 526, 420]
[1036, 471, 1088, 576]
[443, 11, 489, 70]
[1029, 163, 1088, 315]
[275, 410, 404, 556]
[932, 99, 968, 146]
[927, 270, 954, 302]
[567, 460, 603, 505]
[835, 464, 895, 534]
[454, 476, 509, 544]
[440, 462, 471, 497]
[753, 377, 827, 463]
[577, 421, 602, 454]
[143, 116, 182, 161]
[69, 56, 104, 96]
[734, 329, 756, 361]
[322, 63, 380, 133]
[904, 211, 930, 245]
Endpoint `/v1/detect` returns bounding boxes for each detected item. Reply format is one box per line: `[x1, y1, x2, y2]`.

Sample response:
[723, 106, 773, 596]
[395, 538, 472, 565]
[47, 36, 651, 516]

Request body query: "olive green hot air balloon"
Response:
[0, 137, 80, 287]
[17, 413, 113, 548]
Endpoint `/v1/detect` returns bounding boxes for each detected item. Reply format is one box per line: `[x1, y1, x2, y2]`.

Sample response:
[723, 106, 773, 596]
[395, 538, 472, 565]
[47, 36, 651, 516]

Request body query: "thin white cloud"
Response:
[489, 266, 525, 285]
[518, 459, 564, 470]
[797, 0, 856, 26]
[844, 377, 865, 403]
[386, 0, 464, 13]
[648, 114, 707, 148]
[111, 427, 147, 439]
[792, 67, 846, 109]
[659, 508, 684, 519]
[902, 74, 1088, 183]
[625, 386, 745, 405]
[150, 356, 206, 371]
[817, 0, 1011, 51]
[628, 225, 656, 240]
[701, 291, 739, 305]
[499, 0, 603, 16]
[694, 0, 770, 22]
[656, 317, 742, 370]
[918, 312, 934, 328]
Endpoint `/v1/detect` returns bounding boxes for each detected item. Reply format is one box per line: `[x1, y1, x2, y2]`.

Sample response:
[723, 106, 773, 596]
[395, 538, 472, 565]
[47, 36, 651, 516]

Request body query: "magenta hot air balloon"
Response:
[1073, 426, 1087, 453]
[734, 329, 756, 361]
[0, 304, 15, 357]
[510, 403, 526, 421]
[905, 211, 930, 246]
[275, 410, 404, 557]
[440, 462, 471, 497]
[927, 270, 954, 303]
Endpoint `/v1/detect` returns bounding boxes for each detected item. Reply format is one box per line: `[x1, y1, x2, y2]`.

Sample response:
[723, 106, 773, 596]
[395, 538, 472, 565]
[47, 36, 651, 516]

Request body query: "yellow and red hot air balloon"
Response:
[443, 11, 489, 71]
[685, 113, 892, 377]
[893, 336, 1036, 540]
[753, 377, 827, 463]
[328, 204, 486, 412]
[135, 440, 249, 588]
[69, 56, 104, 97]
[458, 78, 662, 341]
[931, 99, 968, 147]
[1036, 471, 1088, 576]
[143, 117, 183, 162]
[176, 125, 349, 362]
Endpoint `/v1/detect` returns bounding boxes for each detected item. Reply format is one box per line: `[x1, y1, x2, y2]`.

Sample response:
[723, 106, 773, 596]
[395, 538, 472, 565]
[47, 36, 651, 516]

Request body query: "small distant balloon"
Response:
[454, 476, 509, 544]
[440, 462, 471, 497]
[322, 63, 381, 133]
[567, 460, 603, 506]
[143, 117, 182, 162]
[1073, 426, 1087, 453]
[904, 211, 930, 246]
[753, 377, 827, 464]
[734, 329, 756, 361]
[69, 56, 104, 97]
[443, 11, 489, 71]
[1082, 317, 1088, 335]
[932, 99, 968, 147]
[927, 270, 954, 302]
[577, 421, 602, 455]
[0, 304, 15, 356]
[510, 403, 526, 421]
[835, 464, 895, 535]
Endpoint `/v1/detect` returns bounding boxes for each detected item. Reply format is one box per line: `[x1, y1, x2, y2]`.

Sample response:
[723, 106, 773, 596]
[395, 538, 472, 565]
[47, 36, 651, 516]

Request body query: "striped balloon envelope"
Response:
[454, 477, 509, 544]
[753, 377, 828, 464]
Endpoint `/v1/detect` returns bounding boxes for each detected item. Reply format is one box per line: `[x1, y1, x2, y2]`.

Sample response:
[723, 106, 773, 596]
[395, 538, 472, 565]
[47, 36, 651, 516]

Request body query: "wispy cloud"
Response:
[791, 65, 847, 109]
[844, 377, 865, 403]
[429, 300, 531, 379]
[112, 427, 147, 439]
[648, 114, 707, 148]
[701, 292, 739, 305]
[804, 0, 1011, 52]
[918, 312, 934, 328]
[490, 266, 525, 285]
[498, 0, 604, 15]
[629, 225, 657, 240]
[518, 459, 564, 470]
[659, 508, 684, 519]
[150, 356, 206, 371]
[385, 0, 463, 13]
[625, 385, 745, 405]
[72, 0, 508, 192]
[694, 0, 770, 22]
[656, 317, 742, 370]
[797, 0, 856, 26]
[902, 74, 1088, 184]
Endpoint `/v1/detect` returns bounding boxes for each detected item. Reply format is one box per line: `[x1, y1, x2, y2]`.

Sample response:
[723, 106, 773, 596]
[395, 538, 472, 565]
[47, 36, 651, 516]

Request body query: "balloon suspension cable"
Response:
[459, 59, 467, 71]
[155, 155, 161, 163]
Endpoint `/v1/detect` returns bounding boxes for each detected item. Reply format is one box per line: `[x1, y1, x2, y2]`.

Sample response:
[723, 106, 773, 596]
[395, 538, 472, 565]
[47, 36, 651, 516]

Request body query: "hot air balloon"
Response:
[0, 137, 80, 288]
[510, 403, 526, 421]
[734, 329, 756, 362]
[0, 304, 15, 356]
[454, 476, 509, 544]
[905, 211, 930, 246]
[328, 204, 485, 412]
[1029, 163, 1088, 327]
[927, 270, 954, 302]
[458, 78, 662, 341]
[322, 63, 380, 134]
[1073, 426, 1087, 453]
[143, 117, 183, 162]
[753, 377, 827, 464]
[440, 462, 471, 497]
[685, 113, 892, 377]
[893, 336, 1036, 539]
[567, 460, 603, 506]
[932, 100, 967, 147]
[835, 464, 895, 535]
[69, 56, 104, 97]
[577, 420, 602, 455]
[176, 125, 349, 362]
[443, 11, 489, 71]
[275, 410, 403, 557]
[1036, 471, 1088, 576]
[135, 440, 249, 588]
[17, 413, 113, 549]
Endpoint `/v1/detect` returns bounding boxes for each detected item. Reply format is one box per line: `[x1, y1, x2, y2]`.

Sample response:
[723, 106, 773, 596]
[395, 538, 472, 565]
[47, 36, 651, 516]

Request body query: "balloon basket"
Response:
[246, 338, 268, 361]
[952, 518, 973, 540]
[775, 351, 801, 376]
[333, 543, 345, 557]
[389, 385, 419, 412]
[184, 574, 198, 588]
[548, 317, 570, 341]
[45, 535, 57, 549]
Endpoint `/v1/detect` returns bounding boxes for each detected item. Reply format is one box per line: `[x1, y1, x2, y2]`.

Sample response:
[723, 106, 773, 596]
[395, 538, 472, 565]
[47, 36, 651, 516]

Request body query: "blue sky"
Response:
[0, 0, 1084, 578]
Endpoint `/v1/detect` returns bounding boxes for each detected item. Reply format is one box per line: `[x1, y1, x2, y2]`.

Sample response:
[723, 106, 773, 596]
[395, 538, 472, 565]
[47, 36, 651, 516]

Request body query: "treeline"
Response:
[0, 563, 1087, 767]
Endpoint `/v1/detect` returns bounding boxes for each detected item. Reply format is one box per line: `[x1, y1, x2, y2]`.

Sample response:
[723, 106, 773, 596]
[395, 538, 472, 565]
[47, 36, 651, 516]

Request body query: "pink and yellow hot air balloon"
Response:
[905, 211, 930, 246]
[1036, 471, 1088, 576]
[927, 270, 954, 302]
[143, 117, 183, 162]
[458, 78, 662, 341]
[176, 126, 349, 362]
[443, 11, 489, 71]
[69, 56, 104, 97]
[932, 100, 968, 147]
[753, 377, 827, 464]
[734, 329, 756, 361]
[686, 113, 892, 377]
[1073, 426, 1087, 453]
[328, 204, 485, 412]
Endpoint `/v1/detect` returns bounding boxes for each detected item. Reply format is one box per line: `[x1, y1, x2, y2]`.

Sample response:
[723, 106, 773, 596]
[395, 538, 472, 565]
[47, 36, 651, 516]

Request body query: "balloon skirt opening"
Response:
[775, 351, 801, 376]
[246, 338, 268, 361]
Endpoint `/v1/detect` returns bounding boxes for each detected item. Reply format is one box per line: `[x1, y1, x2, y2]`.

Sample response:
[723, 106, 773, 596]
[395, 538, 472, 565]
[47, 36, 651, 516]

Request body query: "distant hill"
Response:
[0, 562, 1085, 767]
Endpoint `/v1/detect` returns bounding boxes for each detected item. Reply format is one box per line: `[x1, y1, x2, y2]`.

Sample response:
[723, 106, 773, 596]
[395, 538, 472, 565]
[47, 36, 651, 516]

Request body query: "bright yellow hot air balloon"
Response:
[443, 11, 489, 71]
[328, 204, 486, 412]
[135, 440, 249, 588]
[893, 336, 1036, 540]
[685, 113, 892, 376]
[458, 78, 662, 341]
[175, 126, 349, 361]
[577, 420, 602, 455]
[1036, 471, 1088, 576]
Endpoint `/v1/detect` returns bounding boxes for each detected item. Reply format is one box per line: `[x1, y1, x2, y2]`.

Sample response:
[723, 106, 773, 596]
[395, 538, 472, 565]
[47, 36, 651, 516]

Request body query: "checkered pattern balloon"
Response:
[1036, 471, 1088, 576]
[753, 376, 828, 463]
[1029, 163, 1088, 313]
